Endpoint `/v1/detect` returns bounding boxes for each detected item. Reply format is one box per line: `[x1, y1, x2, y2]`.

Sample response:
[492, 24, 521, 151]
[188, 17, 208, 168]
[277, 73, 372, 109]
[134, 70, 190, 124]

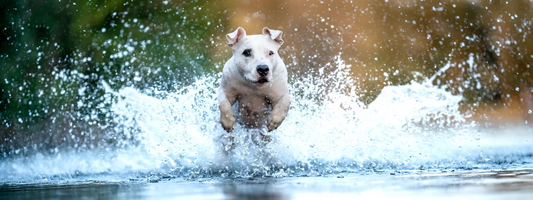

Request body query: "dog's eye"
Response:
[269, 51, 274, 56]
[242, 49, 252, 57]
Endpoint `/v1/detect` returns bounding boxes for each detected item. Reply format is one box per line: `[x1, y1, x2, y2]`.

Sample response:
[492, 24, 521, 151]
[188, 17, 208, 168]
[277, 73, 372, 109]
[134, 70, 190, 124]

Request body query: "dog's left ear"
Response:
[227, 27, 246, 47]
[262, 27, 283, 45]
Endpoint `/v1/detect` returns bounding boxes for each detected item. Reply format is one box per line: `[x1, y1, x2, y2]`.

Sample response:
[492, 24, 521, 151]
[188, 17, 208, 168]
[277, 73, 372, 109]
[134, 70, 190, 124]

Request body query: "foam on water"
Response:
[1, 56, 532, 183]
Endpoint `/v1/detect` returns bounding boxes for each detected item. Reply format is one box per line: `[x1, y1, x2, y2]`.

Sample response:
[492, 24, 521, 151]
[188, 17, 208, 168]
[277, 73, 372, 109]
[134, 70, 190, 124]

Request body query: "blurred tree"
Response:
[0, 0, 228, 154]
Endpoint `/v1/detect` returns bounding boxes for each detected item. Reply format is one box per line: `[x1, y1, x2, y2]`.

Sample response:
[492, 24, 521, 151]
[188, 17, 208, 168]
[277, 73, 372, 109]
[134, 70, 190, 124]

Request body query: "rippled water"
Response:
[1, 56, 532, 186]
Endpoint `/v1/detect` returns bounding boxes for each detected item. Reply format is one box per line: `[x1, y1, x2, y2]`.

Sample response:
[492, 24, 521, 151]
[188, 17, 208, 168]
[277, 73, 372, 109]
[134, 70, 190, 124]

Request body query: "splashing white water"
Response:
[1, 56, 532, 183]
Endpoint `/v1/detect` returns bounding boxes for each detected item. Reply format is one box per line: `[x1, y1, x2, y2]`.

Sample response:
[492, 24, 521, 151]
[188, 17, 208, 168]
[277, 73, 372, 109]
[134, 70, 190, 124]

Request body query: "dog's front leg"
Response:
[218, 86, 236, 132]
[267, 93, 291, 132]
[219, 100, 235, 132]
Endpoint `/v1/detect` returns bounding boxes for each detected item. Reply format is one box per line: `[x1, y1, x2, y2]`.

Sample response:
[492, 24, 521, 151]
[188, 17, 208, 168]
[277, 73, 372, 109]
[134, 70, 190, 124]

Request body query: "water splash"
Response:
[1, 56, 532, 184]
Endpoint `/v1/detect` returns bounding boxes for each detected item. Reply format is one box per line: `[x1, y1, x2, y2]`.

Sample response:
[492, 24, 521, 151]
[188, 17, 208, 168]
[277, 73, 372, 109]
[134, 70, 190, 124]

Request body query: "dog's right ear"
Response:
[262, 27, 283, 45]
[226, 27, 246, 47]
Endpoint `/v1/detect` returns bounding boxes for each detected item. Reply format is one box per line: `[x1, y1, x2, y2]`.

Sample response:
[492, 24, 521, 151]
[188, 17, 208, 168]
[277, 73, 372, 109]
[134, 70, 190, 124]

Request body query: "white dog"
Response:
[217, 27, 290, 141]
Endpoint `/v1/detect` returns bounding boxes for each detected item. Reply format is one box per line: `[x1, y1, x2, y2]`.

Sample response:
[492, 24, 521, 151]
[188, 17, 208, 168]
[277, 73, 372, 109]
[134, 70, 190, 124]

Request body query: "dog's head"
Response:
[226, 27, 284, 87]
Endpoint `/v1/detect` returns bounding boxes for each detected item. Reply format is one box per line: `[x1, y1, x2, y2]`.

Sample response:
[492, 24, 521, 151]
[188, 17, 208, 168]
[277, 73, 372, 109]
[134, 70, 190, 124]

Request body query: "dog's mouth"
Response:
[252, 77, 269, 85]
[257, 78, 269, 83]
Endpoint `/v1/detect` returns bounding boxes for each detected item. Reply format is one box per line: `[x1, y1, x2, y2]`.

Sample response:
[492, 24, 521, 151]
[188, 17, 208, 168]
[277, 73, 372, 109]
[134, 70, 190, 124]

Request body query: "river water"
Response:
[1, 57, 533, 199]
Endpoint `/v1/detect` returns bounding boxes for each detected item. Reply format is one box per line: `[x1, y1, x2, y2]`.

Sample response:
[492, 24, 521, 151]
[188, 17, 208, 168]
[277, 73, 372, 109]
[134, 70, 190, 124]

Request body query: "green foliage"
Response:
[0, 0, 228, 147]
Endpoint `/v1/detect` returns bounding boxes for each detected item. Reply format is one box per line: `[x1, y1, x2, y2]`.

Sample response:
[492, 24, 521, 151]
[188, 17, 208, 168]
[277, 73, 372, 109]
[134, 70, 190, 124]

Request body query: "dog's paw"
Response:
[220, 113, 236, 132]
[267, 114, 285, 132]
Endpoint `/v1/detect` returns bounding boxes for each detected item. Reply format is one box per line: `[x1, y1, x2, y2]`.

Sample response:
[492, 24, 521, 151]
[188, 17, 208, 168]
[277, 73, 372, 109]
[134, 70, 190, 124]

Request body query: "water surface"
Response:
[2, 58, 533, 199]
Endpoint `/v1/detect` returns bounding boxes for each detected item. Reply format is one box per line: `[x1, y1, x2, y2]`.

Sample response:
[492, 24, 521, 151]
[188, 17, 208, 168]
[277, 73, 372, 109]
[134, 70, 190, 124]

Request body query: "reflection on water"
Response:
[2, 182, 127, 200]
[2, 169, 533, 200]
[222, 182, 288, 200]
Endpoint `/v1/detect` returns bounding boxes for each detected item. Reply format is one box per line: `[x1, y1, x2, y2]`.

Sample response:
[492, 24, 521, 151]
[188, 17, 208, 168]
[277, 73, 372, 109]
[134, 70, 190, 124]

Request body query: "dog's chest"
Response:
[234, 90, 272, 127]
[237, 92, 270, 112]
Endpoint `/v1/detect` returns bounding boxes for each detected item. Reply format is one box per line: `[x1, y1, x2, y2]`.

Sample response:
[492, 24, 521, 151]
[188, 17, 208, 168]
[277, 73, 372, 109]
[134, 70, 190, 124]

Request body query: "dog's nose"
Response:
[256, 65, 269, 77]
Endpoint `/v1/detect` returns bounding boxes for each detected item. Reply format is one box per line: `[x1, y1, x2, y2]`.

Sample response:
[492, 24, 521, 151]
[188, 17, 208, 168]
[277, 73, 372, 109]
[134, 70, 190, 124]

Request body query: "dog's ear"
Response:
[262, 27, 283, 45]
[226, 27, 246, 47]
